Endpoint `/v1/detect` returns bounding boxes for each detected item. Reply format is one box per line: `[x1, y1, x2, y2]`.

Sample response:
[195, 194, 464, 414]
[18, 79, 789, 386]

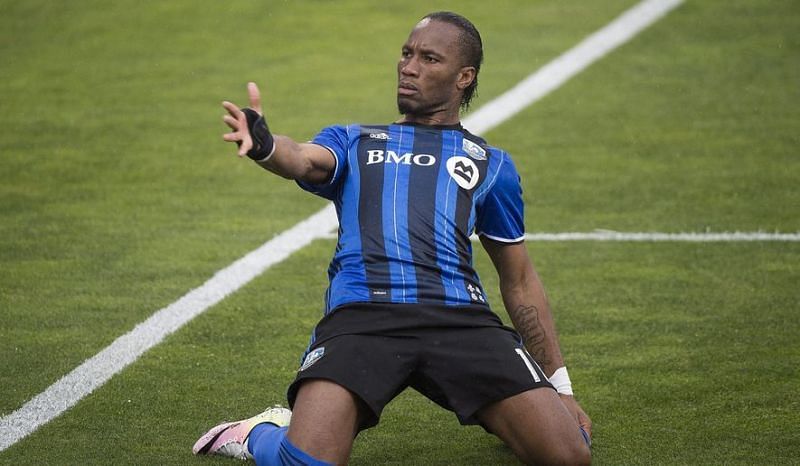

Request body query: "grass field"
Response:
[1, 0, 799, 464]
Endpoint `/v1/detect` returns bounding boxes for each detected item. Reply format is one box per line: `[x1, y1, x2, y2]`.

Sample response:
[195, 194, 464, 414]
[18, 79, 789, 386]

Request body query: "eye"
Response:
[423, 54, 439, 63]
[401, 49, 412, 58]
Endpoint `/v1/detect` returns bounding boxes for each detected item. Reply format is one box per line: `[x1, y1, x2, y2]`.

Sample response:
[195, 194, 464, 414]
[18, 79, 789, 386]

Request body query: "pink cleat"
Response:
[193, 406, 292, 460]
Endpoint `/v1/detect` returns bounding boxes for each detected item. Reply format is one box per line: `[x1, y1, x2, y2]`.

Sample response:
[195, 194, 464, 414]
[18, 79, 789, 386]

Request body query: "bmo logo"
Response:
[366, 150, 436, 167]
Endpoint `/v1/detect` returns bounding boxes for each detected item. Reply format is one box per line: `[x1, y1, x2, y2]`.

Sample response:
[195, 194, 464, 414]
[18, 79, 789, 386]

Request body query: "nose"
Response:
[400, 56, 419, 77]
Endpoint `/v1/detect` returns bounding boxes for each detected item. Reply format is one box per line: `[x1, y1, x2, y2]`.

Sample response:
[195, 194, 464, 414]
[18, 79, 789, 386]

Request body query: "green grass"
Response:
[1, 0, 799, 464]
[498, 0, 800, 232]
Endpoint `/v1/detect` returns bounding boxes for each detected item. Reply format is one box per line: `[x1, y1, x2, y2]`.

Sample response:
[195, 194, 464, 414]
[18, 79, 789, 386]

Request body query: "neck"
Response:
[398, 106, 461, 126]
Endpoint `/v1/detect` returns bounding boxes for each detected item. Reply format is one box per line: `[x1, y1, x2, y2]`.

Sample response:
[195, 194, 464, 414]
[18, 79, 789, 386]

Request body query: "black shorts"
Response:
[287, 303, 553, 430]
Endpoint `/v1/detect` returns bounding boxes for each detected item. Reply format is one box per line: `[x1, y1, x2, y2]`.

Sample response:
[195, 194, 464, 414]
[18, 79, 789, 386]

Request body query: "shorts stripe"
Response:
[515, 348, 542, 382]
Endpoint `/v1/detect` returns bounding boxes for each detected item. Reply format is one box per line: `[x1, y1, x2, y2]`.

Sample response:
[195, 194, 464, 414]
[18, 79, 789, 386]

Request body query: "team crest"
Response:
[462, 138, 487, 160]
[300, 347, 325, 371]
[446, 156, 480, 190]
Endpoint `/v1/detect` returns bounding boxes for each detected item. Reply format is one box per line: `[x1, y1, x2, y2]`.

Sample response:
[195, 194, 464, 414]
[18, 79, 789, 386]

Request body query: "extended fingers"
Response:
[223, 114, 239, 130]
[222, 132, 240, 142]
[221, 86, 261, 157]
[578, 412, 592, 438]
[221, 103, 252, 156]
[222, 100, 244, 119]
[222, 132, 252, 157]
[247, 82, 262, 114]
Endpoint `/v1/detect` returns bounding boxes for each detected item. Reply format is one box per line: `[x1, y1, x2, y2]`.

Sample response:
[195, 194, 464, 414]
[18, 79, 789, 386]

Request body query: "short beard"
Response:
[397, 92, 455, 119]
[397, 97, 416, 115]
[397, 96, 444, 117]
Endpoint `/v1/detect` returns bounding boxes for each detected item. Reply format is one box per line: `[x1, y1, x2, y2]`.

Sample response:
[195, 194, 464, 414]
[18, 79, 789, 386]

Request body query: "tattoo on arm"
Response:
[512, 304, 551, 366]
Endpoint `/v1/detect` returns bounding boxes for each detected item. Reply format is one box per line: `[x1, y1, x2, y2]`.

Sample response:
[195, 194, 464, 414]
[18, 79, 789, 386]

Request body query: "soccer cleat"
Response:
[192, 406, 292, 460]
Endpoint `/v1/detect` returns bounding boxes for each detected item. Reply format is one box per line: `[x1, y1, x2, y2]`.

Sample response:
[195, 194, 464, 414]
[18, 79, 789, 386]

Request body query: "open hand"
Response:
[222, 82, 263, 157]
[560, 394, 592, 444]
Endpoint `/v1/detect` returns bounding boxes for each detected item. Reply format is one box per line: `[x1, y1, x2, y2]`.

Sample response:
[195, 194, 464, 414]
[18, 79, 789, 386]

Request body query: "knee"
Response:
[559, 442, 591, 466]
[519, 440, 591, 466]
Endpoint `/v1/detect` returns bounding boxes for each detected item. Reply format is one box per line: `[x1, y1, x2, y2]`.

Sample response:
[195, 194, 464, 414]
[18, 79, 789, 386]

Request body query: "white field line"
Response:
[0, 0, 684, 452]
[317, 231, 800, 242]
[0, 205, 339, 451]
[462, 0, 685, 134]
[522, 231, 800, 242]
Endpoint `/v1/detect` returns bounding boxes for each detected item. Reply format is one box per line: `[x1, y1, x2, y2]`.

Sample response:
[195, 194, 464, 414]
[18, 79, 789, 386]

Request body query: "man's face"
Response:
[397, 19, 470, 117]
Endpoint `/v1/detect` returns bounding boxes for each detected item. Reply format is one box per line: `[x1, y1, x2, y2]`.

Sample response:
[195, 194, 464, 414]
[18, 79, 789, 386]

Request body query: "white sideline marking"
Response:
[463, 0, 684, 134]
[0, 205, 339, 451]
[0, 0, 684, 452]
[318, 231, 800, 242]
[522, 231, 800, 242]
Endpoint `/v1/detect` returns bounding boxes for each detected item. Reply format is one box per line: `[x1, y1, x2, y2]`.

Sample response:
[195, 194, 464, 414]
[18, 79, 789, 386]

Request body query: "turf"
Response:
[1, 0, 798, 464]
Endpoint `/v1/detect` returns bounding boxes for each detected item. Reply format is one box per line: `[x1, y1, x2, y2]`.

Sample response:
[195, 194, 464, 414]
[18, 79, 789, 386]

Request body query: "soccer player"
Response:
[194, 11, 592, 466]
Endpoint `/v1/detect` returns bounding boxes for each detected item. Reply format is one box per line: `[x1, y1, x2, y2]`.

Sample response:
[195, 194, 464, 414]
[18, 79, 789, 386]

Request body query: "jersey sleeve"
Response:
[296, 125, 349, 200]
[475, 153, 525, 242]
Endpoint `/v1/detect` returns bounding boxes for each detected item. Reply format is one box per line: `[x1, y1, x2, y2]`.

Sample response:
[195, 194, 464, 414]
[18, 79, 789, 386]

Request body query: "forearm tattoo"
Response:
[512, 304, 551, 366]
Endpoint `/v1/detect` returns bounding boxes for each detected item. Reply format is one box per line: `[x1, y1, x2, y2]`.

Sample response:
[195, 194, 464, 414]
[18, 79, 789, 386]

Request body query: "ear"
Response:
[456, 66, 477, 91]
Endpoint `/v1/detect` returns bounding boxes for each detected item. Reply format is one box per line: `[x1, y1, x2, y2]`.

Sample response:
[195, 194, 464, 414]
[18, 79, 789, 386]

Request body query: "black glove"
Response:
[239, 108, 275, 161]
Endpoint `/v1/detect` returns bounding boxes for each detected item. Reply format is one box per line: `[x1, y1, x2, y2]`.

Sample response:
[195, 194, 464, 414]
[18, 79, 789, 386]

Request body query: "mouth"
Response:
[397, 82, 418, 96]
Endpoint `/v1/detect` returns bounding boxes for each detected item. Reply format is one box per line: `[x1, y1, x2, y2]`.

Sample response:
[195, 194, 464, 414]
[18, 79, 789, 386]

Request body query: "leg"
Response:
[193, 380, 365, 465]
[286, 379, 367, 464]
[477, 388, 591, 466]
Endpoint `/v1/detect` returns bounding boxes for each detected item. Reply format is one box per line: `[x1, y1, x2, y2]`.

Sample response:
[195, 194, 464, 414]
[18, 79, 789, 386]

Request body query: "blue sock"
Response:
[248, 423, 282, 457]
[248, 423, 332, 466]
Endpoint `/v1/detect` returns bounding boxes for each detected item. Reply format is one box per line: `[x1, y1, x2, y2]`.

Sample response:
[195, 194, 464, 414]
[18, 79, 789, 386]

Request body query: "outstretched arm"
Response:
[221, 82, 335, 185]
[481, 237, 592, 439]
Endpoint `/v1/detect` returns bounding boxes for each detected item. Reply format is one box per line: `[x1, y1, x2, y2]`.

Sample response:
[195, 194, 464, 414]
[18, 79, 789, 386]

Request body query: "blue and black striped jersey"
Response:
[298, 122, 525, 313]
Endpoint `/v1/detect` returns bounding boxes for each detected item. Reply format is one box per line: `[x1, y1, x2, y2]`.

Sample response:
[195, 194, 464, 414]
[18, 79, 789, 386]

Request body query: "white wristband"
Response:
[548, 366, 573, 395]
